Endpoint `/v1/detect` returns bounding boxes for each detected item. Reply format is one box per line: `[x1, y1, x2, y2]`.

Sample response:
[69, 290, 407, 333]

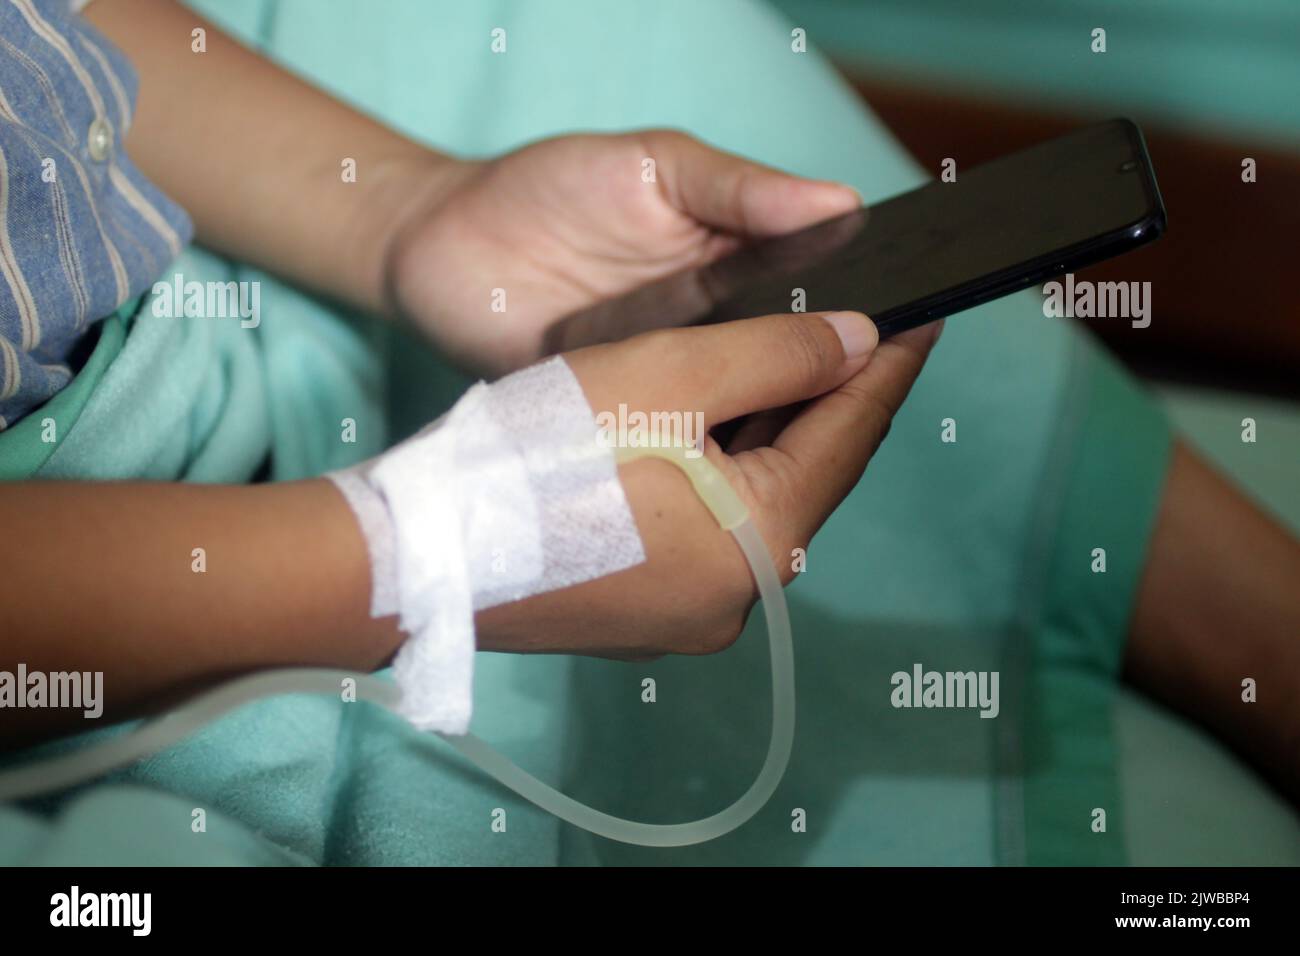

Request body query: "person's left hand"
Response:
[383, 131, 860, 377]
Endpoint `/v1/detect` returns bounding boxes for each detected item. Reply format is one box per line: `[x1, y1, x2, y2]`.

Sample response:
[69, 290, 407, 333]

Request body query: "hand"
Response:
[475, 310, 941, 659]
[383, 131, 860, 376]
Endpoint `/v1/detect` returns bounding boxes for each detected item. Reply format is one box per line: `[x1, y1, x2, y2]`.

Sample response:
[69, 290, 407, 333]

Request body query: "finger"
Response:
[770, 321, 940, 530]
[643, 130, 860, 236]
[569, 310, 879, 427]
[726, 321, 942, 456]
[725, 403, 805, 454]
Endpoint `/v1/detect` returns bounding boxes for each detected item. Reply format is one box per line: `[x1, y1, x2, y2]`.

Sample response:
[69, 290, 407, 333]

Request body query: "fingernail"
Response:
[816, 179, 861, 204]
[823, 311, 877, 359]
[838, 183, 864, 206]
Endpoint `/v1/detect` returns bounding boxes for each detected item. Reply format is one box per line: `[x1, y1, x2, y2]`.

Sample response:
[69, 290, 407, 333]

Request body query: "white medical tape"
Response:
[327, 356, 646, 734]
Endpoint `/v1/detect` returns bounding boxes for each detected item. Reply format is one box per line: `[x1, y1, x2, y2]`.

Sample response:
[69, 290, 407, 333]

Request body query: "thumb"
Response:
[570, 311, 878, 427]
[644, 130, 860, 236]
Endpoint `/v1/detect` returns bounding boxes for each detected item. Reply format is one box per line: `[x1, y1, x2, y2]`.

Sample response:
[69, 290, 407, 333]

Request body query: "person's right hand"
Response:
[476, 310, 942, 659]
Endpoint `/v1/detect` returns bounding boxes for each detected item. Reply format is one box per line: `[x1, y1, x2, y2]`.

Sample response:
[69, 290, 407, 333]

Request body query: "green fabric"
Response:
[1019, 338, 1173, 865]
[27, 248, 388, 484]
[0, 303, 129, 480]
[1116, 692, 1300, 865]
[769, 0, 1300, 148]
[2, 0, 1296, 866]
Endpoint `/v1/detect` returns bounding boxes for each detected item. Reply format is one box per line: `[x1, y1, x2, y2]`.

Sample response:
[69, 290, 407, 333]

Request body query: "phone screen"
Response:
[544, 118, 1165, 351]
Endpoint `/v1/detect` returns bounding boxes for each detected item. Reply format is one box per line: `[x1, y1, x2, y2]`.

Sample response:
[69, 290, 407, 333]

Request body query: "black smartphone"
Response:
[543, 118, 1166, 351]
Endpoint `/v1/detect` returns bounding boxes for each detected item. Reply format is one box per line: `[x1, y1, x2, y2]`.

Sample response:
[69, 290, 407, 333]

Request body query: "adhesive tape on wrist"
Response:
[328, 356, 646, 733]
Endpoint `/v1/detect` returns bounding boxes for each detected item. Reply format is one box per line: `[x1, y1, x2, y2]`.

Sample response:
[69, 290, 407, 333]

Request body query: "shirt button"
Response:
[87, 117, 113, 162]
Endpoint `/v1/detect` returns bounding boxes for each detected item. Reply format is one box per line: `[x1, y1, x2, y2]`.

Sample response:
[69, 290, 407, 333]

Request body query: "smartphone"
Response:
[543, 118, 1166, 351]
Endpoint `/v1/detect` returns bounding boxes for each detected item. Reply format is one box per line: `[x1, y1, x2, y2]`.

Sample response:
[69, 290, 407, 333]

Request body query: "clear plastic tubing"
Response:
[445, 517, 792, 847]
[0, 448, 795, 848]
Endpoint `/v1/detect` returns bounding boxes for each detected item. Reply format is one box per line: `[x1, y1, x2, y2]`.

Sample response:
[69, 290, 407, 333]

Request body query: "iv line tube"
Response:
[441, 518, 792, 847]
[0, 670, 400, 801]
[0, 456, 795, 848]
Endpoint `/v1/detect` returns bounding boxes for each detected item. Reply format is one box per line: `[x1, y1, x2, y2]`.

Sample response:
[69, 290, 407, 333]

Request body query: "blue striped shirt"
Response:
[0, 0, 192, 429]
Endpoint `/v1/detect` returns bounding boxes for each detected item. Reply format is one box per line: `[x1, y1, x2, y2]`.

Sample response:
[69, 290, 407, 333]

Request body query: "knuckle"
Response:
[873, 416, 893, 451]
[694, 615, 746, 655]
[781, 315, 836, 389]
[837, 379, 897, 442]
[777, 548, 801, 587]
[638, 128, 688, 155]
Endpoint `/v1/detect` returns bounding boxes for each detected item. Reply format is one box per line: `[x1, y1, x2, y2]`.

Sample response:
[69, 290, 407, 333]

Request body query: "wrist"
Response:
[351, 148, 478, 317]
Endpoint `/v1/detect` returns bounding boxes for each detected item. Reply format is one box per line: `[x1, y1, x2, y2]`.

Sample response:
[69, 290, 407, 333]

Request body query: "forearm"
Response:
[0, 479, 400, 744]
[83, 0, 465, 314]
[1126, 442, 1300, 804]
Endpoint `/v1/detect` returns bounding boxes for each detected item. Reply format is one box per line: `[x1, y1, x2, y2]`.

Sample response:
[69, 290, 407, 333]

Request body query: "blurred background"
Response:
[772, 0, 1300, 530]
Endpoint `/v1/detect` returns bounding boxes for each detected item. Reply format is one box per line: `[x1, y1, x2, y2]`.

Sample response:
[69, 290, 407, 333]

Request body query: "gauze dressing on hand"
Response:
[328, 356, 646, 733]
[0, 357, 796, 847]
